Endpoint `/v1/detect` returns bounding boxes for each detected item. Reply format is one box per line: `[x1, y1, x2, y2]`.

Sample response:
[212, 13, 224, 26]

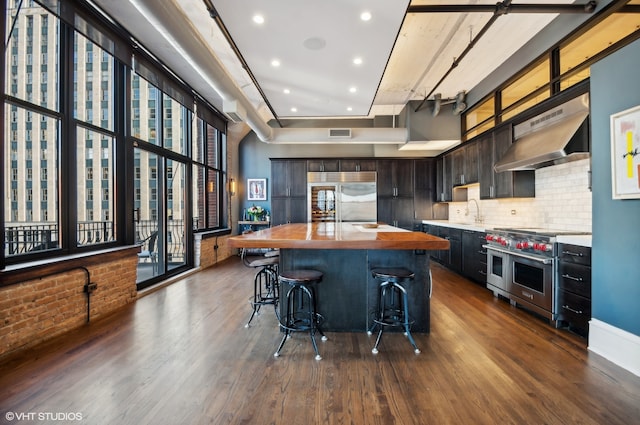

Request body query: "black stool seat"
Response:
[369, 267, 420, 355]
[246, 255, 279, 268]
[242, 249, 280, 328]
[275, 269, 327, 360]
[279, 269, 323, 284]
[370, 268, 415, 281]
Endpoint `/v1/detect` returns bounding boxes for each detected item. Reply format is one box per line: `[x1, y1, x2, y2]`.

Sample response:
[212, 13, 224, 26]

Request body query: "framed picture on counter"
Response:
[610, 104, 640, 199]
[247, 178, 267, 201]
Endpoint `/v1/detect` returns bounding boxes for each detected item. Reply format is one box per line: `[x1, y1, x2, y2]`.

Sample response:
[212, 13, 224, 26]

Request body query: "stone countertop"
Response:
[423, 220, 592, 247]
[421, 220, 491, 233]
[556, 234, 592, 247]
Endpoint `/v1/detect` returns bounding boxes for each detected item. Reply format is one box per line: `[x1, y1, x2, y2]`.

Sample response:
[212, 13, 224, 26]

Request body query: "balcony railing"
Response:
[4, 224, 59, 255]
[5, 220, 186, 261]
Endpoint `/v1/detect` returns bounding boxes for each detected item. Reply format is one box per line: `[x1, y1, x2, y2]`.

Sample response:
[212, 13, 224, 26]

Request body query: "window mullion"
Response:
[60, 21, 77, 253]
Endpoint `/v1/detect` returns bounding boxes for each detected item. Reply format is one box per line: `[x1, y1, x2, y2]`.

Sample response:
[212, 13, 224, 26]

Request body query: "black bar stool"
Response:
[275, 269, 327, 360]
[241, 248, 280, 327]
[368, 267, 420, 354]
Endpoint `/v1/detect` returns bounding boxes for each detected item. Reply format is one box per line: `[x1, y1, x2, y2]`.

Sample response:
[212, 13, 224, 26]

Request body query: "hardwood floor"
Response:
[1, 257, 639, 424]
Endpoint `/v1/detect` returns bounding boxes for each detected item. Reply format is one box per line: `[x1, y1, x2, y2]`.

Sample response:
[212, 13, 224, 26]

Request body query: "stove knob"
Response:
[485, 235, 493, 241]
[542, 243, 552, 252]
[521, 241, 529, 249]
[516, 242, 523, 249]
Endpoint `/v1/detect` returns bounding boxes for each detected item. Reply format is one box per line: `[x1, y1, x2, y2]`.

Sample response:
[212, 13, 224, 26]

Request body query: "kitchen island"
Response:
[228, 222, 449, 332]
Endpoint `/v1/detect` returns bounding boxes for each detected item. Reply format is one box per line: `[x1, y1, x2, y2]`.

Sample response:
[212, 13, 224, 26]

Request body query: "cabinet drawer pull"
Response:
[562, 273, 583, 282]
[562, 250, 583, 257]
[479, 270, 487, 276]
[562, 305, 583, 314]
[479, 250, 486, 255]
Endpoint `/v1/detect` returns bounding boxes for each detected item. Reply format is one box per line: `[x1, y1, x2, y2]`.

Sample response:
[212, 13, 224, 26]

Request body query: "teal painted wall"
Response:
[590, 38, 640, 336]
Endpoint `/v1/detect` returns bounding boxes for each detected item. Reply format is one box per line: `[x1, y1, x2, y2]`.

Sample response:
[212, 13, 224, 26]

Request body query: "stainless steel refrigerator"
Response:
[307, 172, 377, 223]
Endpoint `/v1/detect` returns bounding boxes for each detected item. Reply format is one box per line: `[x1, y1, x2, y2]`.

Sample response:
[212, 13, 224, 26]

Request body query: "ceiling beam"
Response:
[412, 0, 599, 112]
[408, 1, 598, 15]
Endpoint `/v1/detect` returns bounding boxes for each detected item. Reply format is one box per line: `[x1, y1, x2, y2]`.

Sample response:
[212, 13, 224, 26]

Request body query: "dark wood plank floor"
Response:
[1, 257, 639, 424]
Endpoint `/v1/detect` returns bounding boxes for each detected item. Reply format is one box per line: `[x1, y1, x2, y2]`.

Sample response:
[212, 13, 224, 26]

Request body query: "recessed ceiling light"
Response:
[347, 107, 353, 112]
[271, 59, 281, 67]
[252, 15, 264, 25]
[360, 11, 372, 21]
[291, 107, 297, 112]
[349, 86, 357, 93]
[353, 57, 363, 65]
[283, 88, 290, 94]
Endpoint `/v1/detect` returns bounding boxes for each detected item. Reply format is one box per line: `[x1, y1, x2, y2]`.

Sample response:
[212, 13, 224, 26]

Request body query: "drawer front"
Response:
[557, 289, 591, 326]
[557, 262, 591, 297]
[558, 243, 591, 266]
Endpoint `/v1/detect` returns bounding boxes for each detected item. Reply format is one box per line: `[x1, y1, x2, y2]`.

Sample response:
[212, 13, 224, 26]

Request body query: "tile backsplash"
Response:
[446, 158, 592, 232]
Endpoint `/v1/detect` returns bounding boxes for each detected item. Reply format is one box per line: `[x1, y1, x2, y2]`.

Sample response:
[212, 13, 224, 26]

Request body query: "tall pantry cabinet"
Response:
[270, 159, 307, 225]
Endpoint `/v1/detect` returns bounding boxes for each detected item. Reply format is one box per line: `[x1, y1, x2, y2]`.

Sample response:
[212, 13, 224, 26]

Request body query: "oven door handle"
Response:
[484, 245, 553, 265]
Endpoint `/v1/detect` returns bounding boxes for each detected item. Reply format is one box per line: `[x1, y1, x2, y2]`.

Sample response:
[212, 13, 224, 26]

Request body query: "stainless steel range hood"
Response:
[494, 94, 590, 172]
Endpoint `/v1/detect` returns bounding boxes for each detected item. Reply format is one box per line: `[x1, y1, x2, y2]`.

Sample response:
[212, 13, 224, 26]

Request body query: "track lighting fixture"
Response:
[453, 91, 467, 115]
[431, 91, 467, 116]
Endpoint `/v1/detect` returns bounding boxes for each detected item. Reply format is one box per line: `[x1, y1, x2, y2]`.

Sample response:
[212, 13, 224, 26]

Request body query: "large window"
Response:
[4, 2, 60, 256]
[76, 127, 114, 246]
[74, 30, 115, 247]
[463, 96, 494, 140]
[559, 1, 640, 90]
[2, 0, 229, 270]
[501, 58, 551, 121]
[192, 117, 225, 231]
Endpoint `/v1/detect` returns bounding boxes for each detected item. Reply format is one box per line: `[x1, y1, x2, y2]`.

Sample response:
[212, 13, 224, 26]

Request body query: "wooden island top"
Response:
[228, 222, 450, 251]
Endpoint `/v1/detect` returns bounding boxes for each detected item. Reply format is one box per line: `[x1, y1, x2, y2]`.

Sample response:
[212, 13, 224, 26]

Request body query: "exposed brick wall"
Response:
[0, 256, 138, 361]
[199, 234, 236, 269]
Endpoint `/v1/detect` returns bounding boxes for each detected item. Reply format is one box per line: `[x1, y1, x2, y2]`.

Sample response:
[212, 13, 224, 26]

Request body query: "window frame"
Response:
[1, 0, 229, 270]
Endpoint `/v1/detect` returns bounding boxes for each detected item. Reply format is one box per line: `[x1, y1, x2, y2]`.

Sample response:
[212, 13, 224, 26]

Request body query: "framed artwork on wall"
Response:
[247, 178, 267, 201]
[610, 104, 640, 199]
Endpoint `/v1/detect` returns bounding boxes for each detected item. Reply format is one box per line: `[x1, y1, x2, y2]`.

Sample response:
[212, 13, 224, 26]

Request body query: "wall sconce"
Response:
[207, 181, 215, 193]
[229, 178, 236, 196]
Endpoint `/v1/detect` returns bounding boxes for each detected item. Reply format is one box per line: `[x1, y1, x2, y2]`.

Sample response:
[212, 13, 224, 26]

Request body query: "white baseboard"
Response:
[588, 319, 640, 377]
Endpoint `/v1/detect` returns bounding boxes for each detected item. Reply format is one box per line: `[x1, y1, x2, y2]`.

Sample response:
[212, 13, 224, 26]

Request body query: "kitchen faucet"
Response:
[466, 198, 483, 224]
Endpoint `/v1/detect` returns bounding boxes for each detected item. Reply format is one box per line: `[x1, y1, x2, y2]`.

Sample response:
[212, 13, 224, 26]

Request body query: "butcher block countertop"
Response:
[228, 222, 450, 251]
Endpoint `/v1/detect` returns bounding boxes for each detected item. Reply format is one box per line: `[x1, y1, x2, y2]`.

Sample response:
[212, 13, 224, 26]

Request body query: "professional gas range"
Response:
[483, 228, 590, 322]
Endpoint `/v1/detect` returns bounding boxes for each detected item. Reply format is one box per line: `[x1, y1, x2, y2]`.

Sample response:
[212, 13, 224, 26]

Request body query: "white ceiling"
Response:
[94, 0, 580, 132]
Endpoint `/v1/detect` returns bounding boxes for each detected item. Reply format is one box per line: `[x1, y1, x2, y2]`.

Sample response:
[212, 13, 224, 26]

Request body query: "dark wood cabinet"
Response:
[478, 133, 494, 199]
[479, 124, 535, 199]
[451, 142, 479, 186]
[376, 159, 414, 198]
[307, 159, 339, 172]
[414, 159, 436, 221]
[423, 224, 445, 263]
[462, 229, 487, 284]
[376, 160, 415, 229]
[447, 228, 462, 273]
[424, 224, 461, 272]
[339, 159, 376, 172]
[271, 160, 307, 225]
[377, 196, 415, 230]
[556, 243, 591, 337]
[270, 198, 306, 226]
[425, 224, 486, 282]
[435, 155, 452, 202]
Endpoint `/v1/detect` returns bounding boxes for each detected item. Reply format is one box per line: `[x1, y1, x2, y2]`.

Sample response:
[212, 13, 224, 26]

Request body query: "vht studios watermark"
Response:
[5, 411, 83, 421]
